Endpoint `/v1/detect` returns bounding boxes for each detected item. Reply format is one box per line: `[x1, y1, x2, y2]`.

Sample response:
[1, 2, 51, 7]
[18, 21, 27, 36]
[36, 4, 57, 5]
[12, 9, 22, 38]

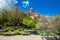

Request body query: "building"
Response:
[25, 8, 40, 19]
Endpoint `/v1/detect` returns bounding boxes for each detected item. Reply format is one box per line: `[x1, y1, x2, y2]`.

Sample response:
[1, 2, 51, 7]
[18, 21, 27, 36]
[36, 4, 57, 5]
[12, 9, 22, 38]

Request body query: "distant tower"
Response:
[30, 8, 34, 13]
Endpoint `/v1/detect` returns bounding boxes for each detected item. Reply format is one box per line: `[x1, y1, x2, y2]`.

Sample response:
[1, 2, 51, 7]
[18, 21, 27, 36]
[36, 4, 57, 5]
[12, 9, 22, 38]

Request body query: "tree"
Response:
[1, 9, 8, 26]
[55, 15, 60, 33]
[50, 14, 60, 34]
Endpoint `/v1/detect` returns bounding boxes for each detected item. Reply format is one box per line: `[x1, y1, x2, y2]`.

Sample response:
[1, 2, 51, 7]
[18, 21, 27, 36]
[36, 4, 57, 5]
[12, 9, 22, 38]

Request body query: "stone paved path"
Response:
[0, 35, 42, 40]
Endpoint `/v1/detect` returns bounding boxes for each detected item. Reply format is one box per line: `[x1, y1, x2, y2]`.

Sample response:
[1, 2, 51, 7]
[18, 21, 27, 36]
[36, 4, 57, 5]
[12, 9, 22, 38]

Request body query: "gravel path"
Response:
[0, 35, 42, 40]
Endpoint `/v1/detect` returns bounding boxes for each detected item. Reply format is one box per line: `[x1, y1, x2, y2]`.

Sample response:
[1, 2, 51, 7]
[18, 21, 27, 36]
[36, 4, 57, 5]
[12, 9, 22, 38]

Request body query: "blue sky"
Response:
[0, 0, 60, 16]
[15, 0, 60, 16]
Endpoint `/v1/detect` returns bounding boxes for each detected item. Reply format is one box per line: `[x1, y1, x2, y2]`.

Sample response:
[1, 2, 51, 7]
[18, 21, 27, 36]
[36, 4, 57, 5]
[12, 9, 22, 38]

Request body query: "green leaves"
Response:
[0, 7, 39, 29]
[22, 17, 39, 29]
[23, 18, 32, 26]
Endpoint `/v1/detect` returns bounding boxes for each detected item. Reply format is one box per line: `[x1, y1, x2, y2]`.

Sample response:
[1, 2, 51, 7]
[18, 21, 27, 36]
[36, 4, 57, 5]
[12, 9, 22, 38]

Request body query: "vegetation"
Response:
[0, 7, 38, 29]
[22, 17, 39, 29]
[3, 27, 14, 32]
[0, 7, 60, 36]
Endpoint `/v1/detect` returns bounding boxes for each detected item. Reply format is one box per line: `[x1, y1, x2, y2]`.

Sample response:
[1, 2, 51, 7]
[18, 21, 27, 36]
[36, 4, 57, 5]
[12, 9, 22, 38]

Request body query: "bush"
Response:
[37, 31, 46, 36]
[14, 30, 21, 35]
[17, 27, 24, 31]
[31, 28, 39, 30]
[22, 17, 39, 29]
[14, 27, 24, 35]
[46, 30, 54, 36]
[3, 27, 14, 32]
[0, 32, 3, 35]
[0, 25, 3, 29]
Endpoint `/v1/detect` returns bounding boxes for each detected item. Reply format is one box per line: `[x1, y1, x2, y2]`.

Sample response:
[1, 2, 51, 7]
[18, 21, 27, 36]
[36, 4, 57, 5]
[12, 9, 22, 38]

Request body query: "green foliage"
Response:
[0, 32, 3, 35]
[37, 31, 46, 36]
[0, 25, 3, 28]
[1, 7, 60, 35]
[22, 17, 39, 29]
[22, 17, 33, 26]
[14, 30, 21, 35]
[0, 7, 40, 29]
[36, 30, 54, 36]
[3, 27, 14, 32]
[46, 30, 54, 36]
[14, 27, 24, 35]
[17, 27, 24, 31]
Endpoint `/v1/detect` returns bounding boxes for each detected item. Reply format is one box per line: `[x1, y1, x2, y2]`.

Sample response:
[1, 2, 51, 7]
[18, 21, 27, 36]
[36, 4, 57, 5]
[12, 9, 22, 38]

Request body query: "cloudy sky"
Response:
[0, 0, 17, 9]
[0, 0, 60, 16]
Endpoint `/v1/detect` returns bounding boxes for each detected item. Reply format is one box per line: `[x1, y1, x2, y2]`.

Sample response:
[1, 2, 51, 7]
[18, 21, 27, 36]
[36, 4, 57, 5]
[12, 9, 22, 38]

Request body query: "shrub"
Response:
[3, 27, 14, 32]
[40, 31, 46, 36]
[0, 25, 3, 29]
[17, 27, 24, 31]
[22, 17, 39, 29]
[14, 30, 21, 35]
[31, 28, 39, 30]
[0, 32, 3, 35]
[14, 27, 24, 35]
[46, 30, 54, 36]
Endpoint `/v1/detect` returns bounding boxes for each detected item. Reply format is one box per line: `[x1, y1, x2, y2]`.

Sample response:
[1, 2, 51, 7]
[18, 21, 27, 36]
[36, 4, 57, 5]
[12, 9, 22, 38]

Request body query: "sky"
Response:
[0, 0, 60, 16]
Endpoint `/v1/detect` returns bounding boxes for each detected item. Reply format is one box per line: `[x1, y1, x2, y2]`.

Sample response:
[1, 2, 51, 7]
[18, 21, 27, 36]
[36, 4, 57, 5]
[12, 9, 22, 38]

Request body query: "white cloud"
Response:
[15, 1, 18, 3]
[0, 0, 18, 10]
[22, 0, 29, 8]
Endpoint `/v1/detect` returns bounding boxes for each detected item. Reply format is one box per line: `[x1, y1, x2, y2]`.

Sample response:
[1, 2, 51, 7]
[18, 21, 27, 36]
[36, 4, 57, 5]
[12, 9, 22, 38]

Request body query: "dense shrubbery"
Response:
[0, 7, 39, 35]
[0, 7, 39, 29]
[0, 7, 60, 36]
